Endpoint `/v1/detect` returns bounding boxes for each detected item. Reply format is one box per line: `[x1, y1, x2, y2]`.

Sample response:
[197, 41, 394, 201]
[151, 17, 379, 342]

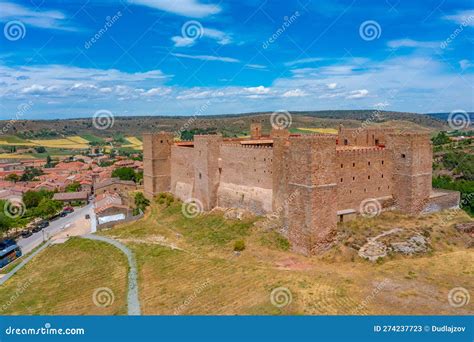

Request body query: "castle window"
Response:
[353, 163, 355, 167]
[160, 140, 163, 143]
[199, 173, 202, 179]
[352, 176, 355, 181]
[341, 164, 343, 168]
[264, 158, 266, 161]
[368, 161, 371, 166]
[344, 139, 348, 145]
[340, 178, 343, 182]
[378, 186, 381, 191]
[375, 139, 379, 145]
[364, 188, 367, 192]
[401, 154, 406, 158]
[381, 174, 384, 178]
[368, 175, 370, 180]
[349, 190, 352, 194]
[382, 160, 384, 165]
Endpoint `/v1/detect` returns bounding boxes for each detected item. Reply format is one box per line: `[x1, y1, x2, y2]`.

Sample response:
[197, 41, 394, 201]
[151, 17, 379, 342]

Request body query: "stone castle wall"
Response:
[144, 125, 459, 256]
[335, 147, 393, 211]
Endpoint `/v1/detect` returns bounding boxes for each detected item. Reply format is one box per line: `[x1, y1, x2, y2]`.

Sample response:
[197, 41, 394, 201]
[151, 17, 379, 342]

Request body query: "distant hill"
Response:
[0, 110, 448, 138]
[426, 112, 474, 122]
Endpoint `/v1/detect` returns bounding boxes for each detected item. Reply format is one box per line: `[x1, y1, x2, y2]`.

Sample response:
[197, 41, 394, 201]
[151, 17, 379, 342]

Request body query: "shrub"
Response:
[233, 239, 245, 252]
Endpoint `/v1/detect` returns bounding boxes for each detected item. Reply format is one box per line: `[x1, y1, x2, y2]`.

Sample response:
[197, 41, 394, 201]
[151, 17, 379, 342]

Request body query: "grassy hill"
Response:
[0, 110, 448, 139]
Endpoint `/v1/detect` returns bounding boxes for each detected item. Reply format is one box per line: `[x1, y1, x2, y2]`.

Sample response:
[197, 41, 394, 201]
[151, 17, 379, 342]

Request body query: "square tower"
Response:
[287, 134, 338, 255]
[143, 132, 173, 199]
[387, 132, 432, 214]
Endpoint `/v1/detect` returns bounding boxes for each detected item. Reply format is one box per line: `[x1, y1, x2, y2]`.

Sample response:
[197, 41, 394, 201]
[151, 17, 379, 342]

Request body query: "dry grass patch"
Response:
[0, 238, 128, 315]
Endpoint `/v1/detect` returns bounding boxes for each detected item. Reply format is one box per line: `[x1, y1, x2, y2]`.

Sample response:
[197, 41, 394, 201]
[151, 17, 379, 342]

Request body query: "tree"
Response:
[5, 173, 19, 182]
[45, 155, 54, 168]
[134, 192, 150, 214]
[112, 167, 136, 182]
[22, 190, 53, 209]
[65, 182, 81, 192]
[35, 198, 62, 219]
[34, 146, 46, 153]
[20, 167, 43, 182]
[432, 132, 450, 146]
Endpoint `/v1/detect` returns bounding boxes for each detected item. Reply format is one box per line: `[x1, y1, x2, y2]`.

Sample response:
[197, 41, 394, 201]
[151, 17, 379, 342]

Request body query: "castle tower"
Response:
[193, 134, 223, 210]
[250, 123, 262, 140]
[387, 132, 432, 214]
[271, 128, 290, 212]
[143, 132, 173, 199]
[287, 135, 338, 255]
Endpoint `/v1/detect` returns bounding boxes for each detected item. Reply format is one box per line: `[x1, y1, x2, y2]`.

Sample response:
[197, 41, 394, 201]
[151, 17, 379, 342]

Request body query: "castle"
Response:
[143, 123, 460, 255]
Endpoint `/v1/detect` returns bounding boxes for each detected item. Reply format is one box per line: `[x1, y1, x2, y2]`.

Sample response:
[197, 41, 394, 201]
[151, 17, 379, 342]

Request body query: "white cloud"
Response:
[327, 83, 337, 89]
[387, 39, 439, 49]
[171, 53, 239, 63]
[171, 36, 195, 47]
[245, 86, 270, 95]
[443, 10, 474, 26]
[284, 57, 324, 67]
[0, 1, 76, 31]
[244, 64, 267, 70]
[282, 89, 308, 97]
[346, 89, 369, 99]
[172, 27, 231, 47]
[130, 0, 221, 18]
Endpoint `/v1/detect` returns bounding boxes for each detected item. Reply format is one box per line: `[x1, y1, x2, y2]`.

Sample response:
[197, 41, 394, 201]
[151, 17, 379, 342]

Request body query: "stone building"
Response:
[143, 124, 460, 256]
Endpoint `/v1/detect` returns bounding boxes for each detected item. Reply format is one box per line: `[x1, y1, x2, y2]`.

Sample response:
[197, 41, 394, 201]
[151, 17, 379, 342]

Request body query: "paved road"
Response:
[83, 234, 141, 316]
[17, 203, 94, 254]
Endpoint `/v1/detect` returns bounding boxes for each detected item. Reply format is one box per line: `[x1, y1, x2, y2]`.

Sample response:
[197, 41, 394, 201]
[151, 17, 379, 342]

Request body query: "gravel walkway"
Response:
[82, 234, 141, 316]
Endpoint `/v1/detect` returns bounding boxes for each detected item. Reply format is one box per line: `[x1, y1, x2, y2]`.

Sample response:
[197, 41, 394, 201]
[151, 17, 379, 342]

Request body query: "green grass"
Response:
[80, 134, 104, 144]
[0, 238, 128, 315]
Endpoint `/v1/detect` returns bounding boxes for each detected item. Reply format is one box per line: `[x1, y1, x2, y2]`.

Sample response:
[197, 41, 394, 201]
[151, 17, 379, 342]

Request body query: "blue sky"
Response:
[0, 0, 473, 119]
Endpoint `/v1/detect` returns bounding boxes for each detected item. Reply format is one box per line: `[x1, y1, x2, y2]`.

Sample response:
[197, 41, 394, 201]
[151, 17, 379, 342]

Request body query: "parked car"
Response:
[21, 230, 32, 238]
[38, 221, 49, 229]
[59, 212, 68, 218]
[32, 225, 43, 233]
[63, 206, 74, 214]
[85, 214, 90, 219]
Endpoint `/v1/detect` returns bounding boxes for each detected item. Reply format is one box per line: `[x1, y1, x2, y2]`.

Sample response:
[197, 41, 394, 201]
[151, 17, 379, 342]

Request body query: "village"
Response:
[0, 146, 145, 255]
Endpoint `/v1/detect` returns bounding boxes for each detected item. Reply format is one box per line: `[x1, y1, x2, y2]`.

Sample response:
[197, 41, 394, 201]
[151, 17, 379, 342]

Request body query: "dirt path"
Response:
[82, 234, 141, 316]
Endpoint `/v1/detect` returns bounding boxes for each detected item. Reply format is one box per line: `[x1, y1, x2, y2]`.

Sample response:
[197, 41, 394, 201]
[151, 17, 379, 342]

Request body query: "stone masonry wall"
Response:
[336, 148, 393, 210]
